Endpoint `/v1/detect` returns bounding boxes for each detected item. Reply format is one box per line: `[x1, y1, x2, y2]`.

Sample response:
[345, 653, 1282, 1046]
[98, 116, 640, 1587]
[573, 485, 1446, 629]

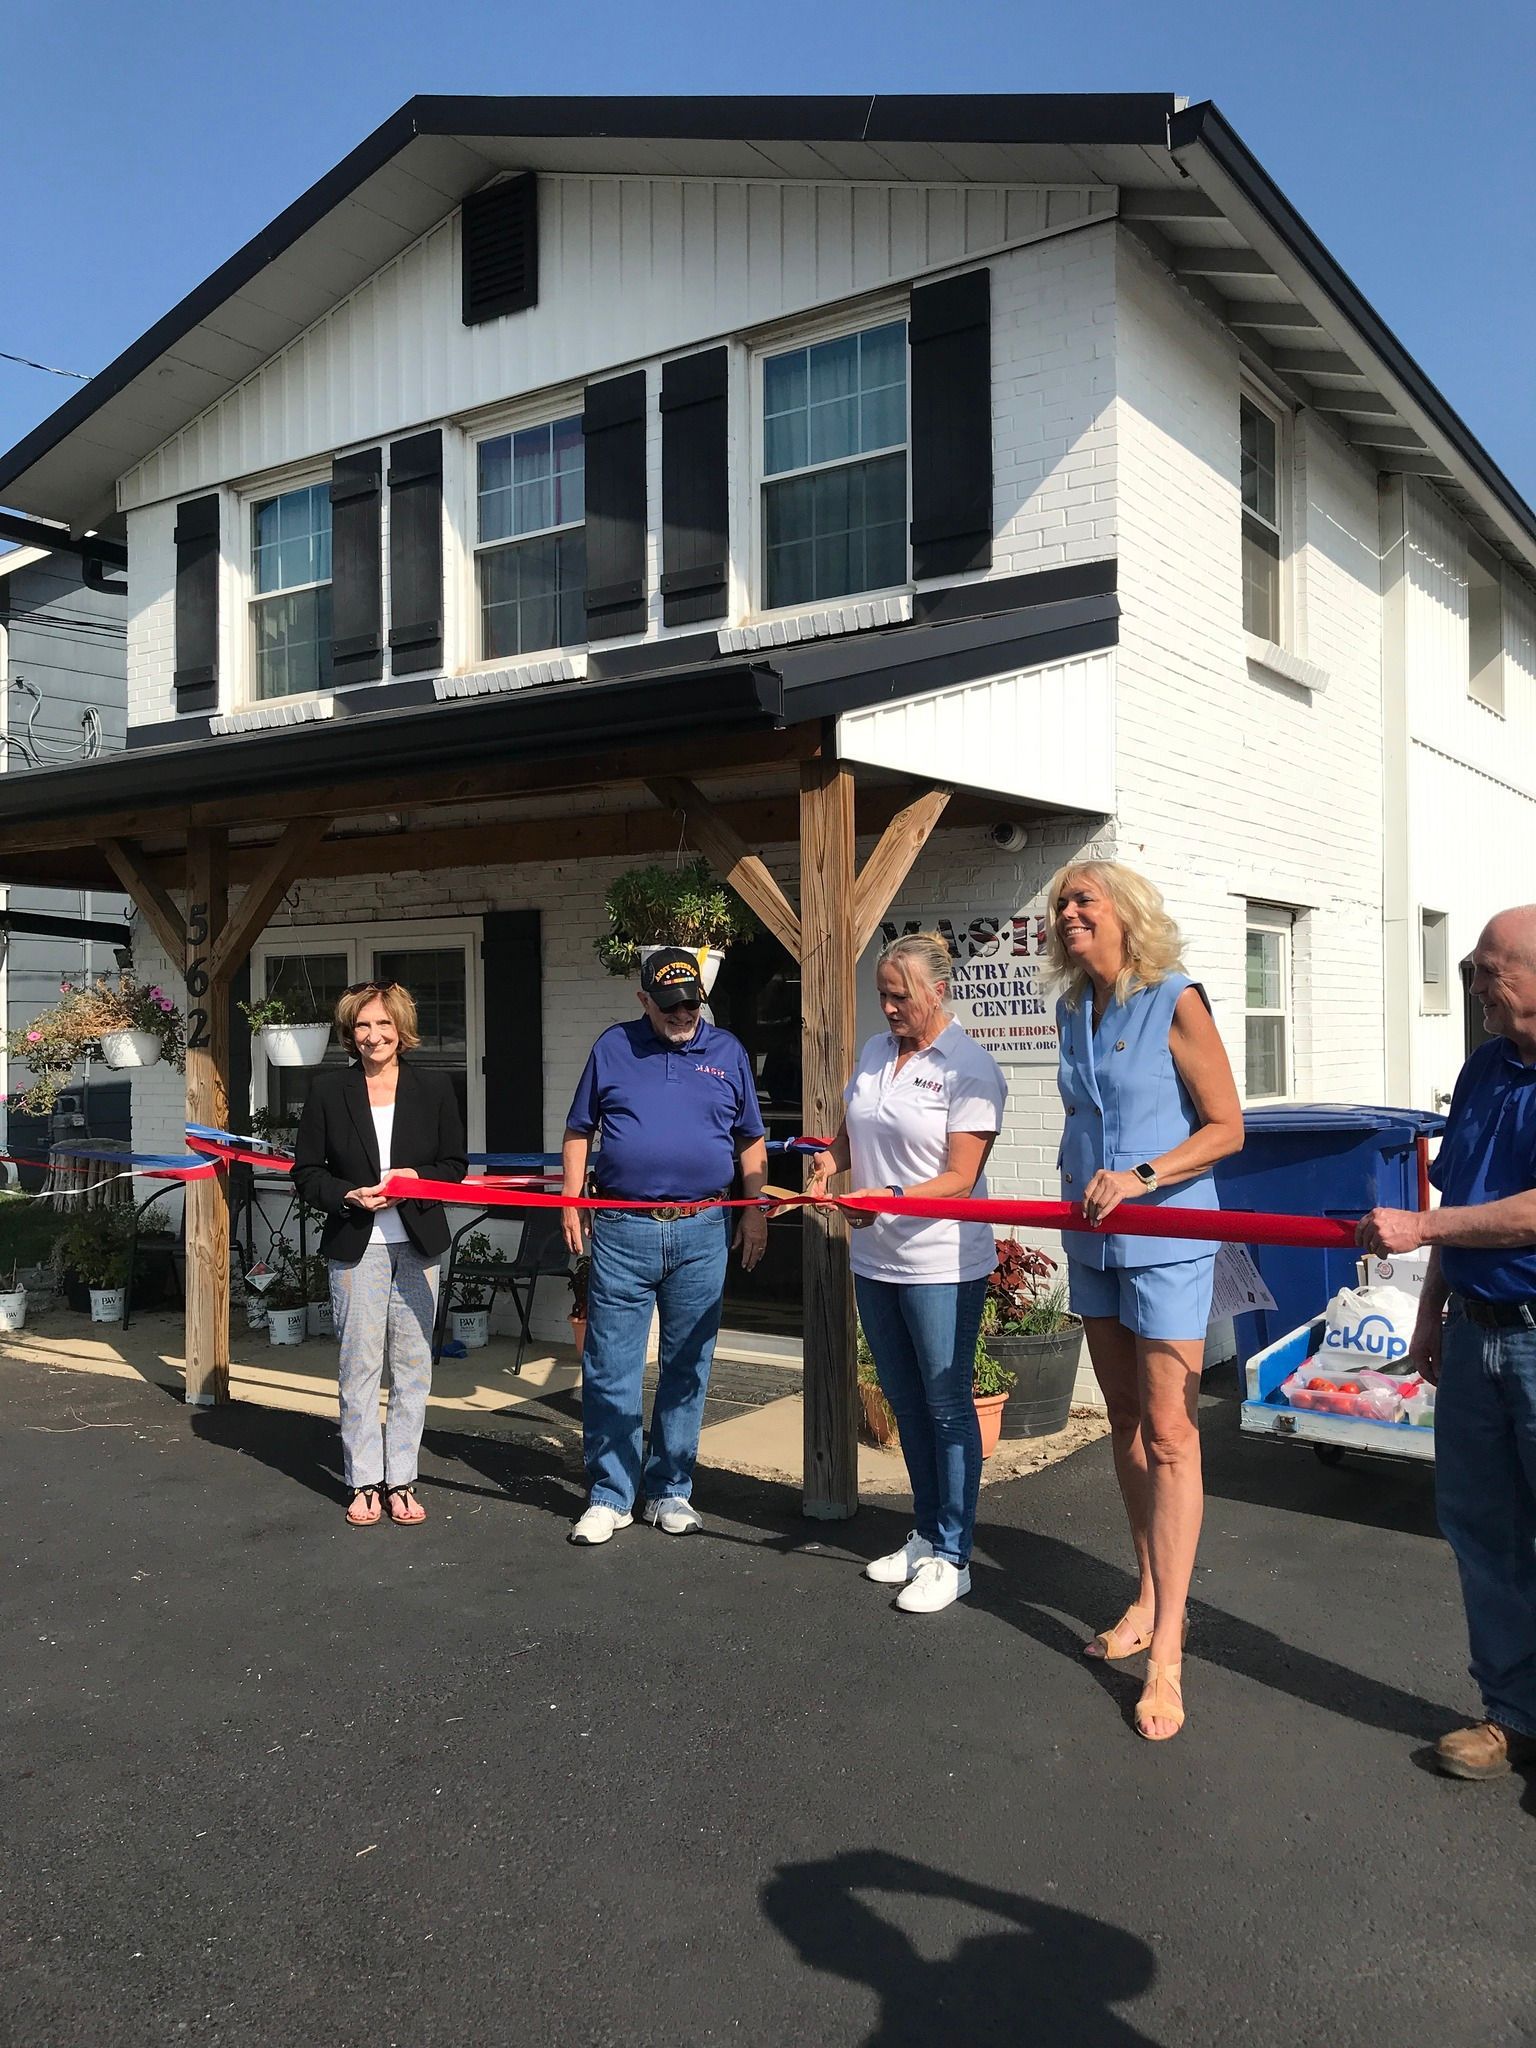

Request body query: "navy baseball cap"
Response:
[641, 948, 706, 1009]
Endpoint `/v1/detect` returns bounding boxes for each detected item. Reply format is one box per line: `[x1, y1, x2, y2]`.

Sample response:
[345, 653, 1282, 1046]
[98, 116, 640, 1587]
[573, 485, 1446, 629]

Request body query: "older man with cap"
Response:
[561, 947, 769, 1545]
[1359, 904, 1536, 1782]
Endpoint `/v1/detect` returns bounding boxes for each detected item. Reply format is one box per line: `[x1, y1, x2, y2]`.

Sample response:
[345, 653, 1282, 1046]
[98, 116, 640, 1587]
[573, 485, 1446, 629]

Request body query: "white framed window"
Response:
[1421, 908, 1451, 1014]
[1244, 904, 1293, 1101]
[1240, 389, 1286, 645]
[249, 919, 482, 1152]
[474, 413, 585, 660]
[758, 316, 909, 612]
[1468, 537, 1505, 714]
[250, 481, 332, 699]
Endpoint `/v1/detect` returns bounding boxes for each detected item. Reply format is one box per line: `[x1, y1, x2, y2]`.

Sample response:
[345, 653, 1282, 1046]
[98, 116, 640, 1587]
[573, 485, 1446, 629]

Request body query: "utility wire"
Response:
[0, 348, 91, 381]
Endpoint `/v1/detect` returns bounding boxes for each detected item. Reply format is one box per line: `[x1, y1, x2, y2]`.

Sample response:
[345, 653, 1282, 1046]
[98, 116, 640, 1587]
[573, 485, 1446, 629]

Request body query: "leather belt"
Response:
[1454, 1293, 1536, 1330]
[617, 1193, 729, 1222]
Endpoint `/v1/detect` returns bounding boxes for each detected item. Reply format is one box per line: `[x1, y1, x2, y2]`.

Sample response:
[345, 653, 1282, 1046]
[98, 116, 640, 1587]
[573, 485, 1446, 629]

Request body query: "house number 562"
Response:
[186, 902, 211, 1050]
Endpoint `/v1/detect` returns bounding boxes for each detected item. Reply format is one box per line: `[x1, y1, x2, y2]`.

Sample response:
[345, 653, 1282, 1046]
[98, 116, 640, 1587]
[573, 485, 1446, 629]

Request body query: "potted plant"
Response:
[449, 1230, 498, 1349]
[855, 1321, 899, 1448]
[568, 1253, 590, 1355]
[51, 1205, 132, 1322]
[262, 1245, 308, 1346]
[982, 1240, 1085, 1440]
[241, 993, 333, 1069]
[303, 1253, 334, 1339]
[971, 1338, 1019, 1458]
[0, 1261, 26, 1332]
[4, 975, 185, 1112]
[248, 1106, 299, 1153]
[593, 859, 758, 987]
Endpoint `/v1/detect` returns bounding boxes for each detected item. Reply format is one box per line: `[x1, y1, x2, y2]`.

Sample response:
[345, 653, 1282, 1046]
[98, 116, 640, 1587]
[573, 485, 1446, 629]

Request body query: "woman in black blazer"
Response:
[293, 982, 468, 1528]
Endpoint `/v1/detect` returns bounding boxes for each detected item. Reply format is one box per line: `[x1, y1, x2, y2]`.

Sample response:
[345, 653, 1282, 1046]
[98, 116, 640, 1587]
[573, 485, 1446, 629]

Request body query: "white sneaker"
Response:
[895, 1557, 971, 1613]
[644, 1496, 703, 1536]
[569, 1503, 634, 1546]
[864, 1531, 935, 1586]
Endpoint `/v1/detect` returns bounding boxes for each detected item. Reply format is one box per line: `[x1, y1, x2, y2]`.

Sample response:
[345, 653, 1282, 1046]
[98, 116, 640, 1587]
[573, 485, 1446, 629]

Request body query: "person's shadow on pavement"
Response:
[763, 1847, 1161, 2047]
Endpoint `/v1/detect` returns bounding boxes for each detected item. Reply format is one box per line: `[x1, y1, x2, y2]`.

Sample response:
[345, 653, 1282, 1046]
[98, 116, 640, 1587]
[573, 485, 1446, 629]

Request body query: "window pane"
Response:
[478, 436, 514, 544]
[1240, 399, 1277, 525]
[479, 417, 583, 542]
[1245, 1016, 1286, 1098]
[373, 948, 467, 1059]
[764, 452, 907, 609]
[480, 529, 586, 659]
[1245, 929, 1282, 1010]
[1242, 516, 1280, 641]
[764, 351, 809, 477]
[764, 321, 907, 481]
[253, 484, 331, 595]
[253, 586, 333, 699]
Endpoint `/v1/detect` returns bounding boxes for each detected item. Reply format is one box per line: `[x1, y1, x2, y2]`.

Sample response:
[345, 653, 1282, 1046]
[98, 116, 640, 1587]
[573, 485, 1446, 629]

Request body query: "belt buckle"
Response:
[654, 1203, 682, 1222]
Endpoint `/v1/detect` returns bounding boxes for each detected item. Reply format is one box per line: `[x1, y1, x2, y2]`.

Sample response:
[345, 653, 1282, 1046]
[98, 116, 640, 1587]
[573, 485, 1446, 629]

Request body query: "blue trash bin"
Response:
[1212, 1105, 1445, 1372]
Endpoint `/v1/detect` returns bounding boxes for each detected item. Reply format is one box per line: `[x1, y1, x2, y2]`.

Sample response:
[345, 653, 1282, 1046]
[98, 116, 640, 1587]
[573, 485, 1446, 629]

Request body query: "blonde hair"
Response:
[1044, 861, 1186, 1010]
[876, 931, 954, 997]
[335, 981, 422, 1053]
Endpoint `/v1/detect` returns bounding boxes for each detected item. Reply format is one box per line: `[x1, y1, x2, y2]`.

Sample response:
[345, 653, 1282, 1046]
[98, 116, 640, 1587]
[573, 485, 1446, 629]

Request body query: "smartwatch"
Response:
[887, 1184, 904, 1198]
[1132, 1162, 1159, 1192]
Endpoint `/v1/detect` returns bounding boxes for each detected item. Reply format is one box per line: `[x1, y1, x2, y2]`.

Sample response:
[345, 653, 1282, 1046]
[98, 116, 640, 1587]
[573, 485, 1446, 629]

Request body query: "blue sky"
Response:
[3, 0, 1532, 508]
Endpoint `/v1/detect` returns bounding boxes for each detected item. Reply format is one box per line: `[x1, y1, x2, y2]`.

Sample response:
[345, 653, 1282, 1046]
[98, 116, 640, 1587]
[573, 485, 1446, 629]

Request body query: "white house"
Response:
[0, 94, 1530, 1500]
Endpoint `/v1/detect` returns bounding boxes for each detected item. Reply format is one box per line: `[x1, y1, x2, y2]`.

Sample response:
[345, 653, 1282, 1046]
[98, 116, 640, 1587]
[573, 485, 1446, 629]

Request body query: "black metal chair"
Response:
[433, 1207, 572, 1373]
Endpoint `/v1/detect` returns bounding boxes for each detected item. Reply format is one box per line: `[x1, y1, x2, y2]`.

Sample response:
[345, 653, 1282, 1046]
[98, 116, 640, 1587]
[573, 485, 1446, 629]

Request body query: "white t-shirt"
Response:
[369, 1101, 408, 1245]
[842, 1021, 1008, 1283]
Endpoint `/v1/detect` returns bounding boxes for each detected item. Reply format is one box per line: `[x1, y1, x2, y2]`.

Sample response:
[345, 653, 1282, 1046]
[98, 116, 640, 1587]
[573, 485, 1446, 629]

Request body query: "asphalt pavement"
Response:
[3, 1358, 1531, 2048]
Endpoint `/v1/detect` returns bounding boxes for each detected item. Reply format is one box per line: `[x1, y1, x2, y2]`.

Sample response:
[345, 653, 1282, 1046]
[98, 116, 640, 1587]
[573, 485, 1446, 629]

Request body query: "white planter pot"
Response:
[267, 1305, 308, 1345]
[245, 1293, 269, 1330]
[89, 1287, 125, 1323]
[450, 1307, 490, 1349]
[259, 1023, 332, 1068]
[0, 1288, 26, 1331]
[99, 1029, 163, 1071]
[638, 944, 724, 995]
[306, 1299, 334, 1339]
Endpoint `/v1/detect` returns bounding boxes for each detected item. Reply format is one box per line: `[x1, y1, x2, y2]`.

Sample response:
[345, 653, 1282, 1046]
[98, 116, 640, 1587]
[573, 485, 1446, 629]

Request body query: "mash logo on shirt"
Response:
[910, 1075, 944, 1097]
[695, 1063, 732, 1081]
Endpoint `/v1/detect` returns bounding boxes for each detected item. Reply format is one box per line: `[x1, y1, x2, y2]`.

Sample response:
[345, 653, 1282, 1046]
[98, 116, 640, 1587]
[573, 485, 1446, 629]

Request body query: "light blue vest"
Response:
[1056, 971, 1219, 1269]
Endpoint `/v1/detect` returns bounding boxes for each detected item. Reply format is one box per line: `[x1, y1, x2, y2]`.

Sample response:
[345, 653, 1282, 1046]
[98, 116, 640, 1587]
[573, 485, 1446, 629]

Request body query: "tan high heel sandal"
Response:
[1135, 1659, 1185, 1741]
[1085, 1610, 1189, 1663]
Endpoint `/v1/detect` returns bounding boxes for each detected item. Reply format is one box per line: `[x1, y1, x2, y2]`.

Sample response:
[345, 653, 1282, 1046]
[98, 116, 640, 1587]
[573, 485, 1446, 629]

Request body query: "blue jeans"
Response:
[1436, 1307, 1536, 1739]
[581, 1206, 730, 1513]
[855, 1274, 987, 1567]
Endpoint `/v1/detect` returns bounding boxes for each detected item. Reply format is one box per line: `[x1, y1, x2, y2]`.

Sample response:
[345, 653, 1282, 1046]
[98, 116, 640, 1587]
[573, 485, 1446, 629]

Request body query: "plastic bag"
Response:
[1319, 1286, 1421, 1371]
[1279, 1364, 1403, 1421]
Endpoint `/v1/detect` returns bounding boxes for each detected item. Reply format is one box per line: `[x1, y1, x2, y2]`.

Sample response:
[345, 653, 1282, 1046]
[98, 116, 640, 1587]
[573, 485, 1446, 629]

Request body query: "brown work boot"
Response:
[1432, 1720, 1536, 1780]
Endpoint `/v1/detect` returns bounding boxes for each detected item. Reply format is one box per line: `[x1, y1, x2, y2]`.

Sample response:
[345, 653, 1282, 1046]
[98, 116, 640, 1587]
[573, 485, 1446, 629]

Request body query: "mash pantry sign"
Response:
[878, 904, 1058, 1064]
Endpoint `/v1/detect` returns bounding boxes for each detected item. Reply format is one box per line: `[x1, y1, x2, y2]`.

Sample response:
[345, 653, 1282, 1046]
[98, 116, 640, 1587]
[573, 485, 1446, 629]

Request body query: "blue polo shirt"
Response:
[565, 1017, 765, 1201]
[1429, 1035, 1536, 1301]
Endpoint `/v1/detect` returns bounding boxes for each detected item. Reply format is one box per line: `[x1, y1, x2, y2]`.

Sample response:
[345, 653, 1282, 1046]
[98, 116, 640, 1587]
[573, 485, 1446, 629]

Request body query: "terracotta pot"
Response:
[857, 1379, 900, 1448]
[973, 1391, 1010, 1458]
[569, 1314, 588, 1356]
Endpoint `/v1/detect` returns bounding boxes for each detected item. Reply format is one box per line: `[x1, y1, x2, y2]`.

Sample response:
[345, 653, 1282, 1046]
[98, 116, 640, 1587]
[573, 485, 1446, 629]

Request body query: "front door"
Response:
[710, 934, 803, 1334]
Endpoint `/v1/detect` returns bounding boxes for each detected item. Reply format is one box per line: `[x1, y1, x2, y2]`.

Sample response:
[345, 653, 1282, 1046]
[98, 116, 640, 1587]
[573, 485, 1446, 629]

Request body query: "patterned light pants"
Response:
[328, 1243, 440, 1489]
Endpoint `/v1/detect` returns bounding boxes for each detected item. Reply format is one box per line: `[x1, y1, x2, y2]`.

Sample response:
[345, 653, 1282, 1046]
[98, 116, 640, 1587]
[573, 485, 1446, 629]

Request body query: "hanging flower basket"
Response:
[100, 1028, 164, 1070]
[594, 860, 758, 979]
[259, 1023, 332, 1068]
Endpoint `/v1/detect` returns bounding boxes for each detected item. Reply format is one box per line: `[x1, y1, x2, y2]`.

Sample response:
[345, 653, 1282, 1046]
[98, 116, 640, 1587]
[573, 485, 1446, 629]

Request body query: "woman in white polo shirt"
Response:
[805, 933, 1008, 1614]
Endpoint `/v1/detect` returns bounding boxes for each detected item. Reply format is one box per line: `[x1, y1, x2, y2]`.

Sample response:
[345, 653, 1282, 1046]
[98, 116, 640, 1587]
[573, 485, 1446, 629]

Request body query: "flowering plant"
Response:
[982, 1239, 1074, 1337]
[5, 975, 185, 1115]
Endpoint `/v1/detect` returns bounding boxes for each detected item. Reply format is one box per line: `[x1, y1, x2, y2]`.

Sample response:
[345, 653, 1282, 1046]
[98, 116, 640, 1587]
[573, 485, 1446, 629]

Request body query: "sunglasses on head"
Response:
[344, 980, 400, 997]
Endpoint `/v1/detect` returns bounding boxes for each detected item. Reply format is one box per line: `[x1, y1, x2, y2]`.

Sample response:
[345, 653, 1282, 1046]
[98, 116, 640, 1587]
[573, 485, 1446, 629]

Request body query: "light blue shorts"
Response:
[1066, 1256, 1216, 1342]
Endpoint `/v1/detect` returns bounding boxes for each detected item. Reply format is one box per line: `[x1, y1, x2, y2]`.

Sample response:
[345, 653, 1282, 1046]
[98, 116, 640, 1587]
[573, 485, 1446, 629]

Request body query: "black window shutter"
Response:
[909, 269, 993, 580]
[581, 370, 648, 641]
[329, 448, 383, 685]
[659, 348, 730, 628]
[481, 911, 544, 1154]
[387, 429, 443, 675]
[462, 174, 539, 326]
[172, 494, 220, 712]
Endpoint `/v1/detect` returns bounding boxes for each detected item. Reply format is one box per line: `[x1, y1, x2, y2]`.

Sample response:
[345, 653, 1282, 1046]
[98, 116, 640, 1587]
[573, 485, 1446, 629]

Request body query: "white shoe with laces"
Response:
[644, 1496, 703, 1536]
[569, 1503, 633, 1546]
[895, 1557, 971, 1613]
[864, 1531, 935, 1586]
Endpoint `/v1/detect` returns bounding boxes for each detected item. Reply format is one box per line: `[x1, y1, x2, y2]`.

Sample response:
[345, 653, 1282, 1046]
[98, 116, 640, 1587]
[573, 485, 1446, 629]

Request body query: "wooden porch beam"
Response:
[645, 777, 802, 961]
[209, 815, 332, 984]
[182, 828, 231, 1408]
[850, 786, 952, 958]
[98, 836, 187, 965]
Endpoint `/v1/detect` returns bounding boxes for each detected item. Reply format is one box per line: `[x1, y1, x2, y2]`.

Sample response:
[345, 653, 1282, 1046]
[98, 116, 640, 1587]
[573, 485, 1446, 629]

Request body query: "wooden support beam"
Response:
[210, 814, 332, 983]
[1309, 390, 1398, 418]
[798, 744, 858, 1521]
[1269, 350, 1366, 381]
[182, 828, 230, 1409]
[99, 836, 186, 965]
[1117, 189, 1223, 221]
[645, 776, 802, 961]
[850, 786, 952, 958]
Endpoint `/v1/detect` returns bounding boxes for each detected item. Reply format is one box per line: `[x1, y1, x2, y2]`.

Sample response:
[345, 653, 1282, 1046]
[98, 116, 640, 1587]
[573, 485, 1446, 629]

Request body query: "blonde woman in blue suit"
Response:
[1049, 862, 1243, 1741]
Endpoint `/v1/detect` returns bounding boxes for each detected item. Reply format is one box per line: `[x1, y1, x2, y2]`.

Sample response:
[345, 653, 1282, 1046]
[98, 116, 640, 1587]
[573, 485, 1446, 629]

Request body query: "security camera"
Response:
[988, 822, 1029, 852]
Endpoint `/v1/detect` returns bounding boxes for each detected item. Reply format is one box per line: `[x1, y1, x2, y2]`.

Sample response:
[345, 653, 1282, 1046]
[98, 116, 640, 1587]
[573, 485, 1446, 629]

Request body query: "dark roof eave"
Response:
[0, 662, 785, 832]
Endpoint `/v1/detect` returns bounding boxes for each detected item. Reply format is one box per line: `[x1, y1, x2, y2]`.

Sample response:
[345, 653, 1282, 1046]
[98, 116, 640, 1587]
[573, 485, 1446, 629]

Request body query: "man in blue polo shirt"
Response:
[1359, 905, 1536, 1781]
[561, 948, 768, 1545]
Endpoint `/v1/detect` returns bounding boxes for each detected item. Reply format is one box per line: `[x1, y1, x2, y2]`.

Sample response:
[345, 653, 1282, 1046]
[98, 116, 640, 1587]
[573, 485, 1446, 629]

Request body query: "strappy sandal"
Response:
[1135, 1659, 1185, 1741]
[345, 1486, 382, 1528]
[1084, 1609, 1190, 1662]
[384, 1484, 427, 1526]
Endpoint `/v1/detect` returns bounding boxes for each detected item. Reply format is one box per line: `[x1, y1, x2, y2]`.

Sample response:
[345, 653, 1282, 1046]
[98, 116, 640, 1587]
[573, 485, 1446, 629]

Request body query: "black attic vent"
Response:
[461, 173, 539, 326]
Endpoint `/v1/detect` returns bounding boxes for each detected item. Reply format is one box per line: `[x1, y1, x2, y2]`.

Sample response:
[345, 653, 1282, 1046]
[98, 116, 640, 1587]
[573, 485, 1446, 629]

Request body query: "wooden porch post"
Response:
[183, 828, 230, 1406]
[798, 742, 858, 1520]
